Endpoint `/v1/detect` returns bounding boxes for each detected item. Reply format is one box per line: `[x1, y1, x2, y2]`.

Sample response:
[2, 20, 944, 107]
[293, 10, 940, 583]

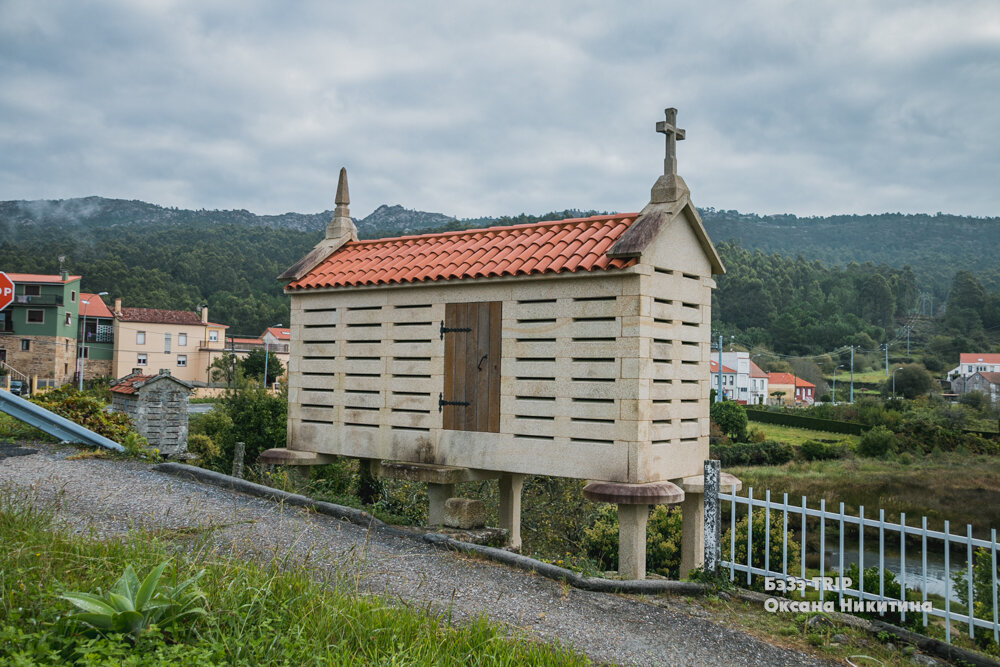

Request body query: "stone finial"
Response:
[650, 107, 690, 204]
[325, 167, 358, 242]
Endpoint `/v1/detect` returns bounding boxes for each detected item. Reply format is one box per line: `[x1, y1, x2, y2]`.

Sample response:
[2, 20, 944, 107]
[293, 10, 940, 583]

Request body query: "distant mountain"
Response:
[699, 208, 1000, 293]
[355, 204, 455, 239]
[3, 196, 999, 294]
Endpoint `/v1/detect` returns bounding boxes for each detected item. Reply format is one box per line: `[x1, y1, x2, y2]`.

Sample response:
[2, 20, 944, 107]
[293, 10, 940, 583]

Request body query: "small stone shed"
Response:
[266, 109, 737, 579]
[110, 369, 193, 457]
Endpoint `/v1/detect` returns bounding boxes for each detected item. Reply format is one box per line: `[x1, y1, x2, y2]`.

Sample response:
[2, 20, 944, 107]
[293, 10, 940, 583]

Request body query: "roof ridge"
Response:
[345, 212, 637, 247]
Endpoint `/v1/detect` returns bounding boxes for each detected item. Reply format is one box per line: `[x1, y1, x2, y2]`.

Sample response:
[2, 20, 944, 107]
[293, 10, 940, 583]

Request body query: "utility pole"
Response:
[884, 343, 889, 377]
[716, 334, 723, 402]
[905, 326, 911, 356]
[849, 346, 855, 404]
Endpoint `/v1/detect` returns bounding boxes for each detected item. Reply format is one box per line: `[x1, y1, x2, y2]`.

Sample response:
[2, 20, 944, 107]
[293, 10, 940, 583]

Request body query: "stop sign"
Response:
[0, 272, 14, 311]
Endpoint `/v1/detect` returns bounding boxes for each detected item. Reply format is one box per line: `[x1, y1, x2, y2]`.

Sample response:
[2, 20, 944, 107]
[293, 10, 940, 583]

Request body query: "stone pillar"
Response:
[498, 473, 525, 549]
[582, 480, 684, 580]
[703, 460, 721, 574]
[427, 483, 455, 526]
[676, 466, 741, 579]
[679, 492, 705, 578]
[618, 504, 649, 580]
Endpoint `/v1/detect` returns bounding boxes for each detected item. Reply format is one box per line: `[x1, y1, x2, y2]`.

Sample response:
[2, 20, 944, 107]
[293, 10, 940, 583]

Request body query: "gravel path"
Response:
[0, 443, 831, 666]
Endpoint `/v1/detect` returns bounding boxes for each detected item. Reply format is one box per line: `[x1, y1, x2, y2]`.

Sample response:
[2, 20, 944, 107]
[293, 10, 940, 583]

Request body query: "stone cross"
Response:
[656, 108, 685, 177]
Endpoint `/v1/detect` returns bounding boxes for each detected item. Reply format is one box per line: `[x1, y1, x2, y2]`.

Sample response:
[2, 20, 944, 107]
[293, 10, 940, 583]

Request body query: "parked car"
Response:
[8, 380, 28, 397]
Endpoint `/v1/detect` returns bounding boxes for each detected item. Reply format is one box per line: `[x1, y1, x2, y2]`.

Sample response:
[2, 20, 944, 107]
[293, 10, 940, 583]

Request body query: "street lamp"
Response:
[892, 366, 904, 399]
[263, 323, 282, 389]
[832, 365, 844, 404]
[78, 292, 108, 391]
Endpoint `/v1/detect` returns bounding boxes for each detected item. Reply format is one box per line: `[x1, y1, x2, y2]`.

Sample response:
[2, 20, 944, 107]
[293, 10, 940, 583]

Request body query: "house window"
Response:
[24, 285, 40, 297]
[71, 291, 76, 302]
[137, 331, 146, 345]
[27, 309, 44, 323]
[208, 330, 219, 342]
[164, 333, 171, 354]
[177, 355, 187, 367]
[81, 347, 89, 359]
[178, 332, 187, 347]
[65, 313, 72, 326]
[137, 353, 147, 366]
[20, 339, 30, 351]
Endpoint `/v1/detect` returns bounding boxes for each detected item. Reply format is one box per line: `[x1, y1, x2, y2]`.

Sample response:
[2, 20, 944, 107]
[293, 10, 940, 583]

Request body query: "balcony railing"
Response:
[12, 294, 64, 306]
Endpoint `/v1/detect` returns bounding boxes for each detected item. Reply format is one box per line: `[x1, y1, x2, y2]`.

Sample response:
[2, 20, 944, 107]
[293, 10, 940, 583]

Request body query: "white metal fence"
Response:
[719, 485, 1000, 645]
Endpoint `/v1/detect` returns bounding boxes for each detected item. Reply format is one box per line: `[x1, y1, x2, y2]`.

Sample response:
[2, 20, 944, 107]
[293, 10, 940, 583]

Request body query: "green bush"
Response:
[711, 401, 748, 442]
[723, 509, 800, 591]
[711, 441, 794, 467]
[952, 547, 1000, 654]
[857, 425, 896, 458]
[841, 564, 922, 631]
[799, 439, 846, 461]
[582, 505, 682, 578]
[30, 388, 137, 445]
[186, 434, 219, 462]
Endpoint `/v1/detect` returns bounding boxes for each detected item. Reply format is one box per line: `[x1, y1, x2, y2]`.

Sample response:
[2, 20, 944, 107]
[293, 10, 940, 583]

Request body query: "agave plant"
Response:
[61, 561, 207, 638]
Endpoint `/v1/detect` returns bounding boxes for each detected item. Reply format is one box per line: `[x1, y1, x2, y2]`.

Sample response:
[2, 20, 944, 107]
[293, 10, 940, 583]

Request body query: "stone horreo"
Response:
[264, 109, 741, 579]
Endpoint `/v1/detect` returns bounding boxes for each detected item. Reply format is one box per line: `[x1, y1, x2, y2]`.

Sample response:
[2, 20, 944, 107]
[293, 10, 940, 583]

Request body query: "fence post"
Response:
[232, 441, 245, 479]
[704, 459, 721, 573]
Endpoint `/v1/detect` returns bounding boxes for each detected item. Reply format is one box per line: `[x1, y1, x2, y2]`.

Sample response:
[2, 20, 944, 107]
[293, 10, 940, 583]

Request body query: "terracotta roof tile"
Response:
[767, 372, 798, 385]
[978, 372, 1000, 384]
[109, 374, 154, 395]
[117, 307, 229, 328]
[80, 293, 113, 319]
[960, 353, 1000, 365]
[287, 213, 639, 290]
[6, 273, 81, 284]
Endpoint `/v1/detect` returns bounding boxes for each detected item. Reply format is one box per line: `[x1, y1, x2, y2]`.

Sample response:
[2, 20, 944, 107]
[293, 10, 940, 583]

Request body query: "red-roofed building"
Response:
[766, 372, 815, 406]
[749, 361, 769, 405]
[0, 271, 82, 388]
[110, 298, 229, 384]
[271, 111, 727, 582]
[78, 293, 115, 380]
[951, 371, 1000, 403]
[709, 359, 738, 401]
[948, 354, 1000, 383]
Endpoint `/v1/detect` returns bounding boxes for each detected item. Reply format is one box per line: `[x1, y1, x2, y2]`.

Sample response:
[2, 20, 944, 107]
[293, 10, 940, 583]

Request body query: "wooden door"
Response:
[441, 301, 501, 432]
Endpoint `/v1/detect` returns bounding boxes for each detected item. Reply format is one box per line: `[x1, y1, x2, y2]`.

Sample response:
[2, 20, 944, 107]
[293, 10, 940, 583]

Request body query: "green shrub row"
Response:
[745, 409, 864, 435]
[711, 441, 794, 467]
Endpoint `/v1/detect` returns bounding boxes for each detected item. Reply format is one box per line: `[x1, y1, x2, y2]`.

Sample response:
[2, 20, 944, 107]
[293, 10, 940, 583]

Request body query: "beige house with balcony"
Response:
[110, 299, 228, 384]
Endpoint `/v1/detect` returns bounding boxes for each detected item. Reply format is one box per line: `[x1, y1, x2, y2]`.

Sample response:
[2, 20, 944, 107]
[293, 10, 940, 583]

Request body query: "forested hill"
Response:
[700, 209, 1000, 293]
[1, 196, 997, 344]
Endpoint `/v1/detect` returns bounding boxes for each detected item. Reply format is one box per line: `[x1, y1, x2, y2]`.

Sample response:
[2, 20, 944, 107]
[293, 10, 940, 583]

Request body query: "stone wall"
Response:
[114, 377, 190, 457]
[0, 335, 78, 384]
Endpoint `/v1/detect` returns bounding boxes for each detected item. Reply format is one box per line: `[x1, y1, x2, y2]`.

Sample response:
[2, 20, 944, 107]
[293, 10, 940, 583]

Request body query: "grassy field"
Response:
[730, 454, 1000, 535]
[750, 422, 859, 447]
[0, 489, 586, 666]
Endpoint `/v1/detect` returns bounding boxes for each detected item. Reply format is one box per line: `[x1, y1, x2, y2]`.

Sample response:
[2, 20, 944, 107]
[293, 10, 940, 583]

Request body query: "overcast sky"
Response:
[1, 1, 998, 220]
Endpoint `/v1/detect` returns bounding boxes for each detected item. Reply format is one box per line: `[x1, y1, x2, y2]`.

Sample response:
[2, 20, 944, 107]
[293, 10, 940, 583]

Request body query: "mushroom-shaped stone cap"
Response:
[583, 480, 684, 505]
[677, 472, 743, 494]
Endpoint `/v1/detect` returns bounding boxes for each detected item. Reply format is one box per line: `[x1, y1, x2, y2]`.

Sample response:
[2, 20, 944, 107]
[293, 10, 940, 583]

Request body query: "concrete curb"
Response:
[152, 462, 706, 596]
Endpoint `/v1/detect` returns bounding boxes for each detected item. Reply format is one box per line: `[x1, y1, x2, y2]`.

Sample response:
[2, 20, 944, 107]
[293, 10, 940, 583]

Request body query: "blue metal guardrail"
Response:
[0, 390, 124, 452]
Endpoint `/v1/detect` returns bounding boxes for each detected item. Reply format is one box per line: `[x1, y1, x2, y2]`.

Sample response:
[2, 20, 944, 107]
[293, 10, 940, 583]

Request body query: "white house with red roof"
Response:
[948, 353, 1000, 383]
[748, 360, 769, 405]
[709, 358, 738, 401]
[265, 110, 732, 580]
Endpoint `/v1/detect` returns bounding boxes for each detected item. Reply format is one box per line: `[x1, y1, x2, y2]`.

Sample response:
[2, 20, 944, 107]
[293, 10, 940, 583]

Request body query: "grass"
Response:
[750, 422, 859, 447]
[0, 488, 588, 666]
[730, 453, 1000, 535]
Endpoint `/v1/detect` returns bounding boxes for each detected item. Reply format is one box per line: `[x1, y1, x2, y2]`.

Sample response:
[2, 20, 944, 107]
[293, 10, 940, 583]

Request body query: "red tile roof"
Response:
[6, 272, 81, 284]
[978, 372, 1000, 384]
[767, 372, 798, 386]
[264, 326, 290, 340]
[749, 361, 768, 378]
[230, 337, 262, 345]
[117, 307, 229, 328]
[709, 359, 737, 374]
[80, 293, 113, 319]
[960, 353, 1000, 365]
[109, 374, 153, 395]
[286, 213, 639, 290]
[795, 377, 816, 388]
